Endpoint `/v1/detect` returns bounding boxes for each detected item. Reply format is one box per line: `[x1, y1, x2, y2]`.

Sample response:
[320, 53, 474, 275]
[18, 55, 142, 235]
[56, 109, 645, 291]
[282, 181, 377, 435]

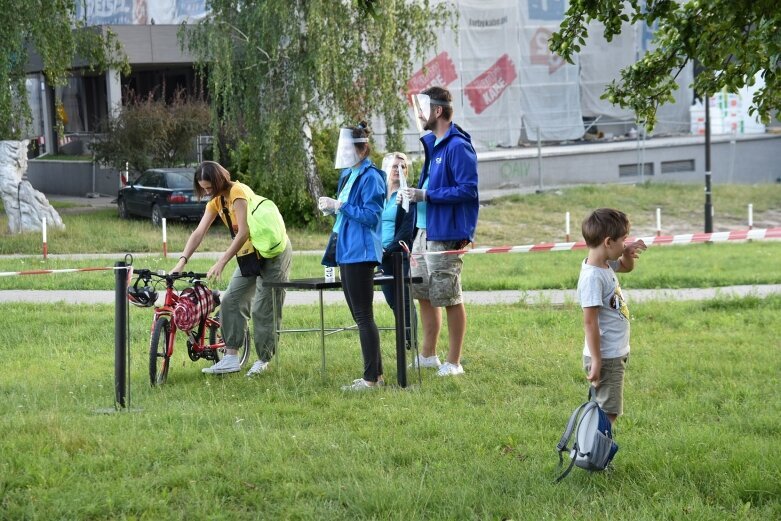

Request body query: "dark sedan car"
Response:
[117, 168, 206, 225]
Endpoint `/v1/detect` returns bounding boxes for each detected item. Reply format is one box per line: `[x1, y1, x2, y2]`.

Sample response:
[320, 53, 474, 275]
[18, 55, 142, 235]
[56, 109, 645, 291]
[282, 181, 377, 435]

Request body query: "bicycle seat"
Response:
[211, 289, 221, 307]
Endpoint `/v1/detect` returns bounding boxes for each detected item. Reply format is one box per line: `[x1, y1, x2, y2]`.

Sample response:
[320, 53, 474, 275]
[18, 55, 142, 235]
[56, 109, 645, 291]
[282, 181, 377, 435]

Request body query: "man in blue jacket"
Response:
[402, 86, 479, 376]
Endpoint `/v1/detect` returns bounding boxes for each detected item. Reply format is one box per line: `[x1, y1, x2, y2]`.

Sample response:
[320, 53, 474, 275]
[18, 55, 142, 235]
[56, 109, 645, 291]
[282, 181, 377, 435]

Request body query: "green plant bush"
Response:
[91, 89, 210, 176]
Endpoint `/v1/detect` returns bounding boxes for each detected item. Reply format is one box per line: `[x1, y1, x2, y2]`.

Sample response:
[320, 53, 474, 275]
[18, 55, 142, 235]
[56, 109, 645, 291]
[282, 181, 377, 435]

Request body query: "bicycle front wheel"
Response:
[149, 317, 173, 386]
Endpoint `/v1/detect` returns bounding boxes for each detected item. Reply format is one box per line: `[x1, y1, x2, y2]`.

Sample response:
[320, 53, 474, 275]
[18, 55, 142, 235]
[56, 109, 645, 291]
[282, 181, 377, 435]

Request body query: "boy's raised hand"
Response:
[624, 239, 647, 258]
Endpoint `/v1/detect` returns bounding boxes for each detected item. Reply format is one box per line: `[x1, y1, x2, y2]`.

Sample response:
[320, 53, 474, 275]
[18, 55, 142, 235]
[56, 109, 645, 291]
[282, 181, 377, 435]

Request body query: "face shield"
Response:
[381, 153, 410, 212]
[411, 94, 431, 133]
[334, 128, 369, 169]
[411, 94, 453, 133]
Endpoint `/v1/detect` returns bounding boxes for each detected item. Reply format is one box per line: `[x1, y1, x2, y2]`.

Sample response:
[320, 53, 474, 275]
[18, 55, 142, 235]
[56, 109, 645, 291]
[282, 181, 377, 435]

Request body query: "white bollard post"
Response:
[120, 161, 129, 189]
[162, 218, 168, 258]
[656, 208, 661, 237]
[748, 204, 753, 230]
[42, 217, 48, 259]
[565, 211, 571, 242]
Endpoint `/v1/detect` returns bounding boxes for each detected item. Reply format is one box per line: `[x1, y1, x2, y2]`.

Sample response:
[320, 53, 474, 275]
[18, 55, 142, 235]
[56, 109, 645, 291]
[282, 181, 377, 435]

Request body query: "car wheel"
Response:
[118, 198, 129, 219]
[151, 205, 163, 226]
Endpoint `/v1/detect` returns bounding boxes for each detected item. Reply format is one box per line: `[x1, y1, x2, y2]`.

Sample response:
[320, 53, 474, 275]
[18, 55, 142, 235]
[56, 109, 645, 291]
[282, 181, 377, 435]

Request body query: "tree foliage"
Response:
[92, 90, 211, 175]
[549, 0, 781, 129]
[0, 0, 128, 140]
[180, 0, 453, 226]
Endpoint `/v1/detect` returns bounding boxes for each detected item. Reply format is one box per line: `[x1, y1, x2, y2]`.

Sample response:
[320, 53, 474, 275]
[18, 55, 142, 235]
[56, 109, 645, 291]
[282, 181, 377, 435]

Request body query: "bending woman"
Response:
[172, 161, 292, 377]
[319, 123, 386, 391]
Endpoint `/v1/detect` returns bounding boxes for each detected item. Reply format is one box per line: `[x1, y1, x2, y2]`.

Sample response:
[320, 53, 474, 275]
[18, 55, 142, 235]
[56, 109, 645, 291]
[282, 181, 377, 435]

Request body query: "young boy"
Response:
[577, 208, 647, 425]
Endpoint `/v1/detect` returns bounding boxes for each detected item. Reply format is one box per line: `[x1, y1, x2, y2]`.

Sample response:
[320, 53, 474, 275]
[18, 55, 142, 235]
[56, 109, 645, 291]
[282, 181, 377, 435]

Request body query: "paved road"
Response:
[1, 285, 779, 306]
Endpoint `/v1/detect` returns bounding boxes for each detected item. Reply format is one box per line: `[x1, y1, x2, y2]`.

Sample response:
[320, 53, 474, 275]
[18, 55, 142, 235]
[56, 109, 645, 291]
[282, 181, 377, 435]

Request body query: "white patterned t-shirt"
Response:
[577, 259, 630, 360]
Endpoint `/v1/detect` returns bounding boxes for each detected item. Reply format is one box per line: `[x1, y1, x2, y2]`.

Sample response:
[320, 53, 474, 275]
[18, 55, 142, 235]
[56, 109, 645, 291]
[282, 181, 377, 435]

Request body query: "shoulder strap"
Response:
[553, 400, 599, 483]
[221, 195, 235, 240]
[556, 401, 590, 452]
[336, 173, 349, 196]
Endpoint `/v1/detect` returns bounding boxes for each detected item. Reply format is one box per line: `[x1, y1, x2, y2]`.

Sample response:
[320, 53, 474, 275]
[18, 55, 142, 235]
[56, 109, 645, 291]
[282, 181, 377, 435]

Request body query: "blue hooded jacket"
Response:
[324, 158, 386, 265]
[417, 122, 479, 242]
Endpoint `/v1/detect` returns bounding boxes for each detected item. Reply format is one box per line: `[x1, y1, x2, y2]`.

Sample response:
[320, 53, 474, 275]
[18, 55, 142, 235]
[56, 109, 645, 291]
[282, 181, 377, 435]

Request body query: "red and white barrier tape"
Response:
[0, 266, 131, 277]
[413, 227, 781, 256]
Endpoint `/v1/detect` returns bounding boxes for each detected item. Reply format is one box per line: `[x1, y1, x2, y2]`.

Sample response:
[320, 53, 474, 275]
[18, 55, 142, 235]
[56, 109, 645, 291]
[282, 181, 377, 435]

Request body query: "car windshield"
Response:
[166, 172, 194, 189]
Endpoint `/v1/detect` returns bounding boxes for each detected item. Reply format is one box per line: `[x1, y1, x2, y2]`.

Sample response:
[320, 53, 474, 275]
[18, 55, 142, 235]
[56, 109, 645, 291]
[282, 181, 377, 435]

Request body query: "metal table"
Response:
[263, 271, 420, 386]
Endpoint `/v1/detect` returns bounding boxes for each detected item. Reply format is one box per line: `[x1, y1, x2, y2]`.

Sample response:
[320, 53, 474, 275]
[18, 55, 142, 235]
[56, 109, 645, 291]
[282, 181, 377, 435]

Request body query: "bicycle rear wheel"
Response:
[208, 311, 251, 368]
[149, 317, 173, 386]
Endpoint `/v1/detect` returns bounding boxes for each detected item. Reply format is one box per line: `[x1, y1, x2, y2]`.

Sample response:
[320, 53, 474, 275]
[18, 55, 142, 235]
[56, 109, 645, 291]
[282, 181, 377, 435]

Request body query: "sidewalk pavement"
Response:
[1, 284, 779, 306]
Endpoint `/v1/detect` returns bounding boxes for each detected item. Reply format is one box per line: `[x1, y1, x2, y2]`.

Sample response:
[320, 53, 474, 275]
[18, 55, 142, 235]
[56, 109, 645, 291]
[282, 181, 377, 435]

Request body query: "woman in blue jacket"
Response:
[319, 123, 386, 390]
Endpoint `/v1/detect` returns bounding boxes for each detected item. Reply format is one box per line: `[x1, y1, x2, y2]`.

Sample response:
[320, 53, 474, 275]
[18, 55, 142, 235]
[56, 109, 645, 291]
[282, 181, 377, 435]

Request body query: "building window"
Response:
[619, 163, 654, 177]
[661, 159, 695, 173]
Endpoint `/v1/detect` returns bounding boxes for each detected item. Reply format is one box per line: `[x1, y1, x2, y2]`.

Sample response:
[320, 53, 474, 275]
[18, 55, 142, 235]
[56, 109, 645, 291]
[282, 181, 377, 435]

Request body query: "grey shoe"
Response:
[246, 360, 269, 377]
[202, 354, 241, 374]
[341, 378, 385, 391]
[409, 354, 442, 369]
[436, 361, 464, 376]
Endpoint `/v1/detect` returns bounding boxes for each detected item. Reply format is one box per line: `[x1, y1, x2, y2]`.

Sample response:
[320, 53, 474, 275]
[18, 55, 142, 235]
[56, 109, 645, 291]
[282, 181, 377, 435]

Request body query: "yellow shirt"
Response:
[206, 182, 255, 256]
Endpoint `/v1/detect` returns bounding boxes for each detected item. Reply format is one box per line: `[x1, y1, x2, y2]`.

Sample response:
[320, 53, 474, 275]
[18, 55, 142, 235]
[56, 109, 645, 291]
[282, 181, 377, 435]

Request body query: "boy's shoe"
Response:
[245, 360, 269, 377]
[341, 378, 385, 391]
[409, 354, 442, 369]
[202, 354, 241, 374]
[436, 362, 464, 376]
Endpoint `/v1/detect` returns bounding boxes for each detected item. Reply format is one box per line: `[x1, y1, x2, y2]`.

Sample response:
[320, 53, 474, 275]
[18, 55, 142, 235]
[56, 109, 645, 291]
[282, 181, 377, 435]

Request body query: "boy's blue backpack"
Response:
[554, 387, 619, 482]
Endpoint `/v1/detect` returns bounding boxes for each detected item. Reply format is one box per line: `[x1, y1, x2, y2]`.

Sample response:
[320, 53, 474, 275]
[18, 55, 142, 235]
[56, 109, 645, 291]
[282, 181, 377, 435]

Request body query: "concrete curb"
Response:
[2, 285, 779, 306]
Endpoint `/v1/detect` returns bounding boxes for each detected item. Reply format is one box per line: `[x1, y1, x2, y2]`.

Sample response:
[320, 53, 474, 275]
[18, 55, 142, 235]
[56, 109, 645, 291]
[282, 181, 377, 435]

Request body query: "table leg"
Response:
[319, 289, 326, 376]
[272, 288, 278, 364]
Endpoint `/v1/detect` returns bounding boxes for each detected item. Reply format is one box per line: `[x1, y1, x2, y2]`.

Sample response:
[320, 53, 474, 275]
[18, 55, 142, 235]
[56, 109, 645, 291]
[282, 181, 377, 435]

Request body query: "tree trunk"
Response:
[0, 140, 65, 233]
[301, 109, 324, 203]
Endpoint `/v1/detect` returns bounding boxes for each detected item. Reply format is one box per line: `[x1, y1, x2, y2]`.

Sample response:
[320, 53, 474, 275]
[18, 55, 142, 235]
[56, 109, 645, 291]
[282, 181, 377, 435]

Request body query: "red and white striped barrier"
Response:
[414, 227, 781, 256]
[0, 266, 130, 277]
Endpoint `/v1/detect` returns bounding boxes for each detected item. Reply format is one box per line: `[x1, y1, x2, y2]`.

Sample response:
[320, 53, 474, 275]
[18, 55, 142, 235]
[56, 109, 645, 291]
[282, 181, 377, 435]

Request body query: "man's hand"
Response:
[401, 187, 426, 202]
[318, 197, 341, 215]
[624, 239, 647, 258]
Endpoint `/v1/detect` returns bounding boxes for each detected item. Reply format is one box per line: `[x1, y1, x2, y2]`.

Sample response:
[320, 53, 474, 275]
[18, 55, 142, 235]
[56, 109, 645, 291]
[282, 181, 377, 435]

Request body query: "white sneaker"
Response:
[409, 354, 442, 369]
[436, 361, 464, 376]
[341, 378, 385, 391]
[202, 354, 241, 374]
[245, 360, 269, 377]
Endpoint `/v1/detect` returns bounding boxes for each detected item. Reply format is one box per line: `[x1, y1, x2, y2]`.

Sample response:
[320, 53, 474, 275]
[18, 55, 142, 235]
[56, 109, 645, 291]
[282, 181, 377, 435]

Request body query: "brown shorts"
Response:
[583, 355, 628, 416]
[410, 230, 464, 307]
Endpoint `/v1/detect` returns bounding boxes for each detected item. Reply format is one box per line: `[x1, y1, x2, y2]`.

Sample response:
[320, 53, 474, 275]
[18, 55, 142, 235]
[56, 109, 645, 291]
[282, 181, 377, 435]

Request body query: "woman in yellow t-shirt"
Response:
[171, 161, 292, 377]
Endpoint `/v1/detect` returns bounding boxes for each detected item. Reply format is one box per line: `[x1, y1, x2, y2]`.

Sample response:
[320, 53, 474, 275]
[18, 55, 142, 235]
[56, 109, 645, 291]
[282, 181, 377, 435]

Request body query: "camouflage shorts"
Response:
[410, 230, 464, 307]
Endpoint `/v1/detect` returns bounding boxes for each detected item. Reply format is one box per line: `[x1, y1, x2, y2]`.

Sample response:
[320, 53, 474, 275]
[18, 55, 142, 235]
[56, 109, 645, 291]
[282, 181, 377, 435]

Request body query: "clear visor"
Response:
[382, 153, 410, 211]
[334, 128, 368, 169]
[411, 94, 431, 133]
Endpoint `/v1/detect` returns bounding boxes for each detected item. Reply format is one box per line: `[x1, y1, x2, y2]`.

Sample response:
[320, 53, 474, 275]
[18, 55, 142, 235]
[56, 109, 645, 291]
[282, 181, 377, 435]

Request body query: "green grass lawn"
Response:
[1, 183, 780, 255]
[1, 297, 779, 519]
[2, 241, 780, 291]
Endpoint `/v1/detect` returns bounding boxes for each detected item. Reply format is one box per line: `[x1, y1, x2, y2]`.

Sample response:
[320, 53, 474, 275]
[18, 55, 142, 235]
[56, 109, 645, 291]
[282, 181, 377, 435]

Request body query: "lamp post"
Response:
[704, 95, 713, 233]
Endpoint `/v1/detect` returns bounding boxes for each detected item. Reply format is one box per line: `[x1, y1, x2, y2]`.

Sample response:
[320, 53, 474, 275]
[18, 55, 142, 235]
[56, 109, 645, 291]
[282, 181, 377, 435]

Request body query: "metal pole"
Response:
[392, 251, 408, 388]
[704, 96, 713, 233]
[114, 261, 128, 408]
[537, 129, 543, 192]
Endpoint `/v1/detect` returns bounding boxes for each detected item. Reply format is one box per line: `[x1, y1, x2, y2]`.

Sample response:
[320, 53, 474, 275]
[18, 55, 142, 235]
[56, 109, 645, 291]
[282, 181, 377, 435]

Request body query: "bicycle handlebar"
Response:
[134, 269, 209, 281]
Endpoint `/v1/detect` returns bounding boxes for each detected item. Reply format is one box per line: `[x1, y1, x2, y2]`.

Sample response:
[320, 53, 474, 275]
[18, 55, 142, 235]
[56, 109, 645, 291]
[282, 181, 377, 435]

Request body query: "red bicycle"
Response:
[129, 269, 250, 386]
